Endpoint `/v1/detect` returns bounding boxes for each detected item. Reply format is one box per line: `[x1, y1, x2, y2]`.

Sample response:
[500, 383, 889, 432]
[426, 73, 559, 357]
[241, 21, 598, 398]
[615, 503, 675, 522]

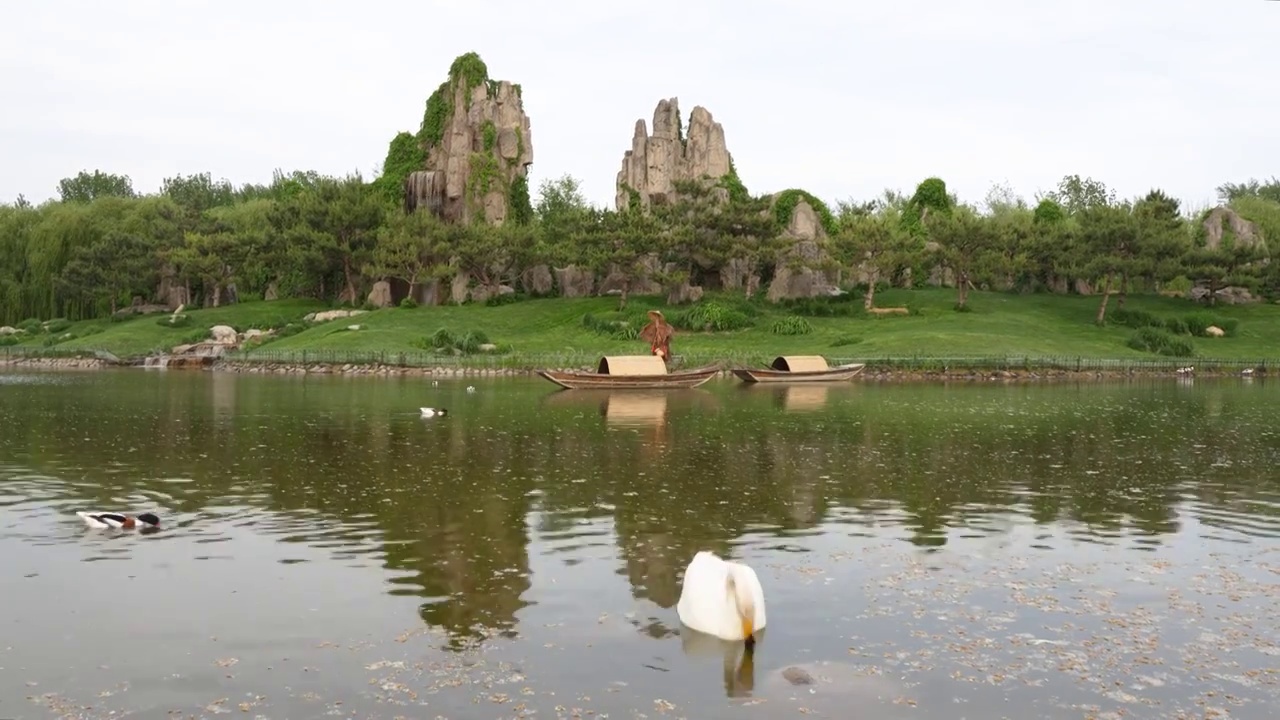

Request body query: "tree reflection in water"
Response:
[0, 372, 1276, 651]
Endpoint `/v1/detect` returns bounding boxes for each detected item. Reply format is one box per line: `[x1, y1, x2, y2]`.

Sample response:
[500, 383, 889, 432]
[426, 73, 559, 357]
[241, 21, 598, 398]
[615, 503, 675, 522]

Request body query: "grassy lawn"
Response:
[10, 299, 328, 357]
[6, 288, 1279, 363]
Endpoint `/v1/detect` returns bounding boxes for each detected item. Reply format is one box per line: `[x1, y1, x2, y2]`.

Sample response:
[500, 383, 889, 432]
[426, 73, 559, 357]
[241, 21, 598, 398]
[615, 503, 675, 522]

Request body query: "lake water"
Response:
[0, 369, 1277, 719]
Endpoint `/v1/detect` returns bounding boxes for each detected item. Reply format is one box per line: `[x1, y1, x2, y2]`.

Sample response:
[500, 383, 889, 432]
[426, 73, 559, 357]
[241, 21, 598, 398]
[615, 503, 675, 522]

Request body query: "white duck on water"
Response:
[420, 407, 448, 417]
[676, 551, 767, 645]
[76, 511, 161, 530]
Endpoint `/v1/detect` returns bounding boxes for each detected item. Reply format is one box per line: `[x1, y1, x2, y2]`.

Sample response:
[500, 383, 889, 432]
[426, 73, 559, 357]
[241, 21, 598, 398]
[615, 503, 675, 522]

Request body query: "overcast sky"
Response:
[2, 0, 1276, 214]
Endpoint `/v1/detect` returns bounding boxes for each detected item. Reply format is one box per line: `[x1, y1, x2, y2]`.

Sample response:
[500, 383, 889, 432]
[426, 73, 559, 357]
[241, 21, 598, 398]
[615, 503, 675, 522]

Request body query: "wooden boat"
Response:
[538, 355, 721, 390]
[731, 355, 866, 384]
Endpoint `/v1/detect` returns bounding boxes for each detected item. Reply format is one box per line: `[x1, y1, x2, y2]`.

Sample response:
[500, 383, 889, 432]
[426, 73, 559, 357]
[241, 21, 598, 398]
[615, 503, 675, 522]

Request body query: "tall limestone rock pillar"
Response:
[378, 52, 536, 307]
[615, 98, 733, 212]
[402, 52, 534, 226]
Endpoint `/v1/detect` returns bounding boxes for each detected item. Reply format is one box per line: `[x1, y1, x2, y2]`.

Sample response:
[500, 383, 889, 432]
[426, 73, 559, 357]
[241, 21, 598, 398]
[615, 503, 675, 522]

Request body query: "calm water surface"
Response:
[0, 370, 1277, 719]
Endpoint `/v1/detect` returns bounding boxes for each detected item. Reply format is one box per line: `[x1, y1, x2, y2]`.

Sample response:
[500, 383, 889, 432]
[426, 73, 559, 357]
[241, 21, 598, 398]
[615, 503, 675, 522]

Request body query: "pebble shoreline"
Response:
[1, 355, 1263, 381]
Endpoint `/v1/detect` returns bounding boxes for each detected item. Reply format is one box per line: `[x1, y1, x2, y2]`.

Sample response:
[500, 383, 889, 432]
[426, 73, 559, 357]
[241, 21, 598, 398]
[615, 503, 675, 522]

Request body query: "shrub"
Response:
[1184, 312, 1239, 337]
[1164, 275, 1193, 294]
[399, 297, 418, 309]
[669, 301, 754, 332]
[1161, 316, 1189, 335]
[1126, 327, 1195, 357]
[1110, 308, 1161, 329]
[0, 336, 19, 347]
[773, 294, 863, 318]
[43, 318, 72, 333]
[485, 291, 523, 307]
[829, 335, 863, 347]
[416, 327, 500, 355]
[583, 312, 638, 340]
[17, 318, 40, 333]
[769, 316, 813, 335]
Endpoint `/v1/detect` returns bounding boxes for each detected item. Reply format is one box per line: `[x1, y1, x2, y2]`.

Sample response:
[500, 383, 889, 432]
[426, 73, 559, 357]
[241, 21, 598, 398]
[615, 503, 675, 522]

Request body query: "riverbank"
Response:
[2, 353, 1268, 382]
[4, 289, 1279, 382]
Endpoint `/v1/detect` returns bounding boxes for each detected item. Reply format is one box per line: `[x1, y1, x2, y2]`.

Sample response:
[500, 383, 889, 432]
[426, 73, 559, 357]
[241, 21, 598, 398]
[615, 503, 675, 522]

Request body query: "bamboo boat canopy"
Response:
[596, 355, 669, 376]
[769, 355, 830, 372]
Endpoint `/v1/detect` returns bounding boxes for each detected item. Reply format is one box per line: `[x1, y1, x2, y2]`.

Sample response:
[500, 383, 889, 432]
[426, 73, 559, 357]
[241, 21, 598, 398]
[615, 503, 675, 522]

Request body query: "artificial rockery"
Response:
[1, 50, 1278, 329]
[371, 52, 536, 306]
[602, 97, 844, 304]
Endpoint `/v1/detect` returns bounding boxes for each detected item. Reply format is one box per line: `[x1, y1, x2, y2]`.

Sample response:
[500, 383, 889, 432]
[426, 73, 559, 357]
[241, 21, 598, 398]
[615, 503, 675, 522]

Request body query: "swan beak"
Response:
[741, 617, 754, 642]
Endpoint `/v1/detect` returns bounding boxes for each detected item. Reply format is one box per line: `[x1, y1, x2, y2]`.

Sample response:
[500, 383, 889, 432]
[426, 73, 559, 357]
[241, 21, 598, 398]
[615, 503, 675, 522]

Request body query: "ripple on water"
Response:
[3, 376, 1280, 717]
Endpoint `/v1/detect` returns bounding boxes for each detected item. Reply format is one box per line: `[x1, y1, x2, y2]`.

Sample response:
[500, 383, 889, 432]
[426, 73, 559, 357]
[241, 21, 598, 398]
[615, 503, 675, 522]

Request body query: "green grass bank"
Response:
[3, 289, 1279, 373]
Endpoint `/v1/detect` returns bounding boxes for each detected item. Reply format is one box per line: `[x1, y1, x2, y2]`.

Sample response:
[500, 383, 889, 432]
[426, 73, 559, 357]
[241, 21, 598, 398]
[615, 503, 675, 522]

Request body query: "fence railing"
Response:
[216, 348, 771, 370]
[845, 355, 1272, 373]
[4, 344, 1274, 373]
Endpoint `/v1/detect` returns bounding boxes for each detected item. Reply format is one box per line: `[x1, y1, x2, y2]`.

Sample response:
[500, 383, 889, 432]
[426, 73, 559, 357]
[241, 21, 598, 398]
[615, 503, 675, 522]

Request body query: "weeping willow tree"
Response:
[0, 204, 37, 323]
[23, 202, 98, 321]
[0, 196, 183, 323]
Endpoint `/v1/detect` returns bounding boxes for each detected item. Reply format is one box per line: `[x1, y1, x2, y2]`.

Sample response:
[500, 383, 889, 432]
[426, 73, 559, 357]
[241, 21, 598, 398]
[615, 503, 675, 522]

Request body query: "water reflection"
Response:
[680, 625, 765, 698]
[1, 372, 1279, 715]
[737, 382, 835, 413]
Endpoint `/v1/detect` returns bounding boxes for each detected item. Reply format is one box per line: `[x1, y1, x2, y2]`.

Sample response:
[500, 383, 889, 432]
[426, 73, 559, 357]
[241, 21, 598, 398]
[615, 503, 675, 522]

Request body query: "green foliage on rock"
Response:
[772, 189, 838, 236]
[418, 51, 492, 148]
[468, 153, 500, 196]
[373, 132, 426, 203]
[719, 159, 750, 204]
[449, 52, 490, 101]
[901, 177, 953, 236]
[507, 176, 534, 226]
[419, 84, 452, 149]
[482, 121, 497, 152]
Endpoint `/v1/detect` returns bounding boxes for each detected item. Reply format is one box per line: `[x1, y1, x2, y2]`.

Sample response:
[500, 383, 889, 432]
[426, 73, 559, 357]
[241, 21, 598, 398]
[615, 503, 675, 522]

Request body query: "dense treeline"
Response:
[1, 166, 1277, 327]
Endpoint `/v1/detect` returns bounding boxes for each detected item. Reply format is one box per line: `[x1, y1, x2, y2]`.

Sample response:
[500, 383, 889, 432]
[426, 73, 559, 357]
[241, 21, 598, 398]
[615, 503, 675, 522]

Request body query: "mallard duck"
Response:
[420, 407, 448, 417]
[676, 551, 766, 645]
[76, 511, 161, 530]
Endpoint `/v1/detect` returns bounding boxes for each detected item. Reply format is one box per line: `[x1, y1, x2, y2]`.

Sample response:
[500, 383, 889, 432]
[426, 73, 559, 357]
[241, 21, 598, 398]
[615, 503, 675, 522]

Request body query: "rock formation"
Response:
[403, 53, 533, 226]
[1201, 206, 1265, 251]
[615, 98, 733, 212]
[765, 198, 841, 302]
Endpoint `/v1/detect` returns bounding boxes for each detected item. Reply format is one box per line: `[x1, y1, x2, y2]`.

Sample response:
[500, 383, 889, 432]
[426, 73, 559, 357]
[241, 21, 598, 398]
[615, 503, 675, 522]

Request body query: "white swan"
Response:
[420, 407, 448, 417]
[676, 551, 766, 643]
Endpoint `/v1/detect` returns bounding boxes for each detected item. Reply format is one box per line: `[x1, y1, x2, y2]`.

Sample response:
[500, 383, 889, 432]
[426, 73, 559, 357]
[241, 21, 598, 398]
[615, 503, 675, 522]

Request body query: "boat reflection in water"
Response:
[542, 388, 720, 447]
[736, 382, 835, 413]
[779, 384, 830, 413]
